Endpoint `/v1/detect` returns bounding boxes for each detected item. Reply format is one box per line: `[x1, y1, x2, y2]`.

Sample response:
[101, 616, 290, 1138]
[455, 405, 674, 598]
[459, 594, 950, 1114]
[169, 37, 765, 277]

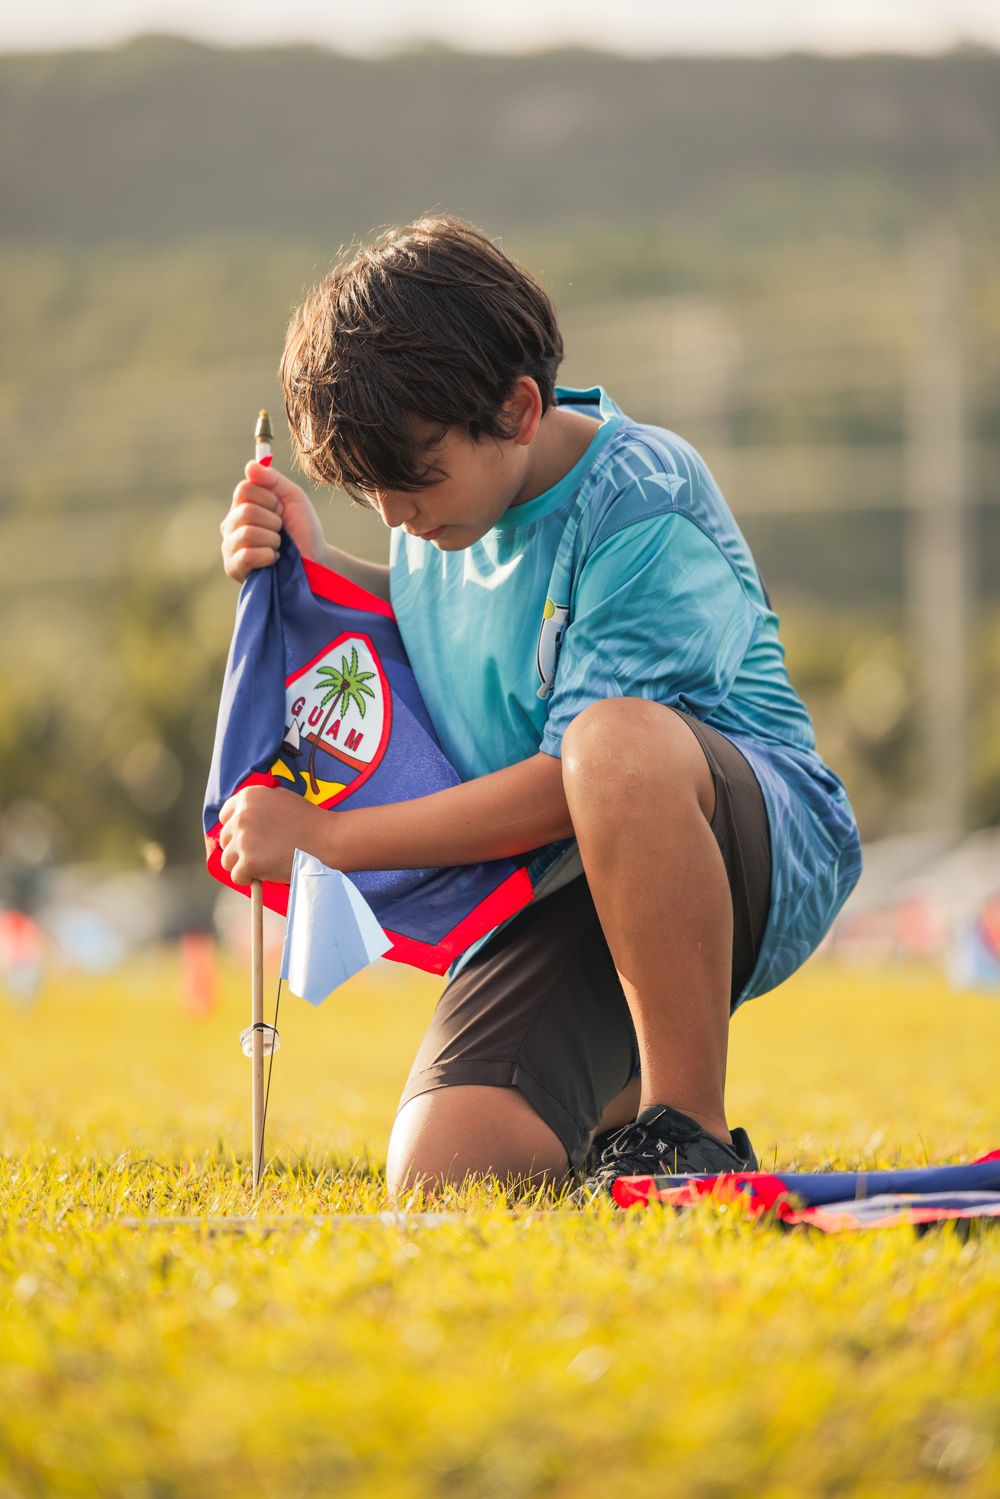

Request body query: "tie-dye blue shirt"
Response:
[389, 387, 861, 1002]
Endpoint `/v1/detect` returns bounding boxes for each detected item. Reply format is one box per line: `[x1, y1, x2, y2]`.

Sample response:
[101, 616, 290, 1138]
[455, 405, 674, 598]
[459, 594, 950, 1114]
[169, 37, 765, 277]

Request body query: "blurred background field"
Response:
[2, 42, 1000, 874]
[5, 950, 1000, 1179]
[2, 955, 999, 1497]
[2, 39, 1000, 994]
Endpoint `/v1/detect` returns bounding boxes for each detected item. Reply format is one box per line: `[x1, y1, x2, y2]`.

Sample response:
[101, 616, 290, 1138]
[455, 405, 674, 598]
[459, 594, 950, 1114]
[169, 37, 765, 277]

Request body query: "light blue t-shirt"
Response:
[389, 387, 861, 1003]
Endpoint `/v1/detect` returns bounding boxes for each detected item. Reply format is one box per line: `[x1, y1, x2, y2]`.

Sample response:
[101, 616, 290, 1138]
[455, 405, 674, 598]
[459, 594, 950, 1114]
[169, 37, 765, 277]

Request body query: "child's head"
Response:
[280, 216, 564, 539]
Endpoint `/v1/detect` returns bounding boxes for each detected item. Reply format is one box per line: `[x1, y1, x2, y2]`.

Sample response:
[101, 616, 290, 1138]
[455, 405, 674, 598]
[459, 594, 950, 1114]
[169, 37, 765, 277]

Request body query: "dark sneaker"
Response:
[583, 1104, 758, 1198]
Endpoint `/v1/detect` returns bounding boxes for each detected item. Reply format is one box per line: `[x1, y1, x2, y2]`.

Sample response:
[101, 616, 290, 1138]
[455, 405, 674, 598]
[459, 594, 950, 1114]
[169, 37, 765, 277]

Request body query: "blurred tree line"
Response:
[1, 40, 998, 876]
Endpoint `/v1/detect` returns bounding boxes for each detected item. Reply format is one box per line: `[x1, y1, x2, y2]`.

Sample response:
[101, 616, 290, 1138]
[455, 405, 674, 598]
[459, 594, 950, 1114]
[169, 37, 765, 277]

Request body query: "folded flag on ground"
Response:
[613, 1151, 1000, 1230]
[204, 538, 533, 974]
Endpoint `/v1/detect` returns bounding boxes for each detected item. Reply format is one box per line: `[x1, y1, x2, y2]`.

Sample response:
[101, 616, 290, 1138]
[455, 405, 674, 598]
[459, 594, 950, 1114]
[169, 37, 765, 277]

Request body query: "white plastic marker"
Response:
[280, 850, 391, 1004]
[249, 409, 273, 1191]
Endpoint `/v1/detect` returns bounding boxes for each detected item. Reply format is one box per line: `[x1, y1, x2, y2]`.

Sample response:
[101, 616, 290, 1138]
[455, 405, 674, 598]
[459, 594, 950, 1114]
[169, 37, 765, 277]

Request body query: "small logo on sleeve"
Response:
[536, 598, 569, 699]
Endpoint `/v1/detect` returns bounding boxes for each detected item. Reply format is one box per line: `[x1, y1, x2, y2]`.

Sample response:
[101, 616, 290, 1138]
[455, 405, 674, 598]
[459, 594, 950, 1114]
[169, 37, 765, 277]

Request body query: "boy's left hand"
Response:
[218, 786, 326, 885]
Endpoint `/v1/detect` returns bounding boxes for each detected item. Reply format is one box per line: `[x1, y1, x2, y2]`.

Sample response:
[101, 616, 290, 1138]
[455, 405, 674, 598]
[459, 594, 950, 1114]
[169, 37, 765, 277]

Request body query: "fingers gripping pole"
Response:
[251, 878, 265, 1190]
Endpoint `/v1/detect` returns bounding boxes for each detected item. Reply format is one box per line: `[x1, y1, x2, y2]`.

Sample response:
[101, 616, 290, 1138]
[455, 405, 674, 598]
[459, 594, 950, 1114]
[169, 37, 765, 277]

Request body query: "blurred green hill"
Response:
[2, 40, 1000, 242]
[1, 40, 999, 873]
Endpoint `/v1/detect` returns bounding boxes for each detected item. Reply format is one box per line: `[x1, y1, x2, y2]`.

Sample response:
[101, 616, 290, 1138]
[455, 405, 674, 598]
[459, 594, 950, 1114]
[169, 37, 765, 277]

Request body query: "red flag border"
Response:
[302, 557, 397, 621]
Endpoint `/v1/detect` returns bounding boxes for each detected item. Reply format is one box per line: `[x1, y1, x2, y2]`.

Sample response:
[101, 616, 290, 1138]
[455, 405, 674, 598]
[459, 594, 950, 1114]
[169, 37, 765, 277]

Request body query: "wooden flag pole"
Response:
[250, 877, 265, 1190]
[250, 410, 273, 1194]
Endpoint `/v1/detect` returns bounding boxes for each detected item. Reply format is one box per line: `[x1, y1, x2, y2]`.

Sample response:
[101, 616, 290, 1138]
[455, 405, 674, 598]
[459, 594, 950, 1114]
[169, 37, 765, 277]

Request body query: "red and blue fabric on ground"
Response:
[613, 1151, 1000, 1230]
[204, 537, 532, 974]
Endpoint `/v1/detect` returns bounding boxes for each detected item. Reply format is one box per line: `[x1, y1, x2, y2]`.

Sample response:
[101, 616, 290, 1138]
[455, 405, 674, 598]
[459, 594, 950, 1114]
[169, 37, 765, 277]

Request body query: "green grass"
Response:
[2, 954, 999, 1497]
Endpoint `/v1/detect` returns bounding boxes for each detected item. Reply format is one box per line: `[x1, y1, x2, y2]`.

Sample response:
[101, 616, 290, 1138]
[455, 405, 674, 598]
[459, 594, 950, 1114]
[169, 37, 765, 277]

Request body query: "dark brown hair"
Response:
[280, 216, 564, 497]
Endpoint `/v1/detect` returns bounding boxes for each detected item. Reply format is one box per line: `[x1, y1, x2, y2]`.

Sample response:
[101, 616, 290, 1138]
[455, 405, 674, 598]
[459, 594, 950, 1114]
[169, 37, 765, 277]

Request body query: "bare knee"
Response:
[562, 698, 714, 821]
[385, 1085, 570, 1199]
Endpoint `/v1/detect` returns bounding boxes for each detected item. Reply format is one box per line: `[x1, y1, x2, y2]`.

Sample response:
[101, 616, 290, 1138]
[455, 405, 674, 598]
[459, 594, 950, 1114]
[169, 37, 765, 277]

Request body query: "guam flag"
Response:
[204, 537, 533, 974]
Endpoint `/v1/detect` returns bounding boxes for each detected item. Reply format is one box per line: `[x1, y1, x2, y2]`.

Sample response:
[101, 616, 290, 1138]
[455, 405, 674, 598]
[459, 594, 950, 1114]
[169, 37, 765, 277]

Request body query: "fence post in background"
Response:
[905, 220, 968, 838]
[658, 299, 737, 488]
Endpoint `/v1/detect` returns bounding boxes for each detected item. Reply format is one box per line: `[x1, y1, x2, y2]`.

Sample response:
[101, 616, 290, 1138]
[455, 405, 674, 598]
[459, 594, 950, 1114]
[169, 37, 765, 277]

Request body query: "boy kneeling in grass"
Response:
[219, 217, 861, 1197]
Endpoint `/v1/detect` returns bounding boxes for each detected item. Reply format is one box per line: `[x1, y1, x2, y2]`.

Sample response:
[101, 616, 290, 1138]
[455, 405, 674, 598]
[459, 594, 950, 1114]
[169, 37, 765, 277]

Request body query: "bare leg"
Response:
[561, 698, 733, 1143]
[386, 1085, 569, 1198]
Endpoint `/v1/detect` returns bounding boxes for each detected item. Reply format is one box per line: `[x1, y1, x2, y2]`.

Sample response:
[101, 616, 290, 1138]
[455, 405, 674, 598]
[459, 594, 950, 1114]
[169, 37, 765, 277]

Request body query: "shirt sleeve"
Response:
[539, 512, 762, 757]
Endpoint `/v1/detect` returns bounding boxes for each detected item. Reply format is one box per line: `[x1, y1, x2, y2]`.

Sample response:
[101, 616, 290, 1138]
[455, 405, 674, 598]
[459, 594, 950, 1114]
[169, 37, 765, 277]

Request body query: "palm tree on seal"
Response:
[306, 647, 376, 794]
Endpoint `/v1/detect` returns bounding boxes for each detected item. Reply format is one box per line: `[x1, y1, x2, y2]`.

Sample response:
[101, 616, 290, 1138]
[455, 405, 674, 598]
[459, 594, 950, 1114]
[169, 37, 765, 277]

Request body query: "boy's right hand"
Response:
[221, 461, 327, 582]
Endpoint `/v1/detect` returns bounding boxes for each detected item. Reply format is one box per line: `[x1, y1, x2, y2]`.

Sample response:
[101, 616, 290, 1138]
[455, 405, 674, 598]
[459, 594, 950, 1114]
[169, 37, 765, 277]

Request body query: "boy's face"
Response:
[360, 424, 527, 552]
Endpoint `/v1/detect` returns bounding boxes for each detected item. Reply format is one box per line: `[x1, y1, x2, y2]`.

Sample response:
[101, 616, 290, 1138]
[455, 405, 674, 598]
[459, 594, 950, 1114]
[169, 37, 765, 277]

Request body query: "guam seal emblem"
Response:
[271, 633, 392, 806]
[536, 598, 569, 700]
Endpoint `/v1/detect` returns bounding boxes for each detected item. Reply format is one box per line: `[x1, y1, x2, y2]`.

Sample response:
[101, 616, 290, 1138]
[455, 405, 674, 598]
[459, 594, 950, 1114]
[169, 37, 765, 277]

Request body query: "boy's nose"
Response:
[374, 491, 418, 529]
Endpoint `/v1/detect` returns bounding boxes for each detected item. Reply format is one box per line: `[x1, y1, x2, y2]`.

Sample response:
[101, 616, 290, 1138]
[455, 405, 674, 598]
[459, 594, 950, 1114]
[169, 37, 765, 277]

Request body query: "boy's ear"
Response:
[507, 376, 544, 447]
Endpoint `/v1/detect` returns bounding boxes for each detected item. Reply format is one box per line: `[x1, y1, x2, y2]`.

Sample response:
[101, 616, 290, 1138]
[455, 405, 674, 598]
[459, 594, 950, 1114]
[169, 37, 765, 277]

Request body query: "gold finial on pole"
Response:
[254, 410, 273, 467]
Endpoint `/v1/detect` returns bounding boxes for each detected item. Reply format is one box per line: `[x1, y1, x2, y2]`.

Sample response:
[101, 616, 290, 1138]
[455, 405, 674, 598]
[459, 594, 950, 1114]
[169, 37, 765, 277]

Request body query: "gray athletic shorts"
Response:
[398, 711, 772, 1170]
